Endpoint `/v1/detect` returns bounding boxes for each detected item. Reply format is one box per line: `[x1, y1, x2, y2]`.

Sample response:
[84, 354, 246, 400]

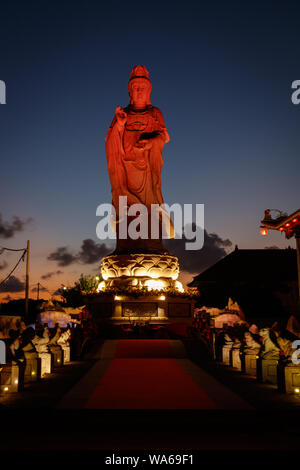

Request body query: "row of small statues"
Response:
[219, 321, 300, 363]
[193, 307, 300, 361]
[8, 324, 71, 363]
[0, 323, 72, 392]
[193, 311, 300, 393]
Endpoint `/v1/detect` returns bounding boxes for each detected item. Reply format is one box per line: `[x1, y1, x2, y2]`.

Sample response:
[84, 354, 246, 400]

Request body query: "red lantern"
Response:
[260, 228, 268, 236]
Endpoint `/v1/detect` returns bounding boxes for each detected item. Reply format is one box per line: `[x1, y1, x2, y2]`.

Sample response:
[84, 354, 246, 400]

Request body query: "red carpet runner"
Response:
[85, 340, 216, 409]
[115, 339, 173, 358]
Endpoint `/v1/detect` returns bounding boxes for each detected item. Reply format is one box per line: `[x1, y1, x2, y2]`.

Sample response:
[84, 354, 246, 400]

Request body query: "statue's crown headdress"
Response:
[129, 65, 150, 82]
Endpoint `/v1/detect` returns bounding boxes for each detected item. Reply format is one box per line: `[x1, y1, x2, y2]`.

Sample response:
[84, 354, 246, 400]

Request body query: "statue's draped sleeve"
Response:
[149, 107, 170, 205]
[105, 116, 128, 211]
[153, 107, 170, 145]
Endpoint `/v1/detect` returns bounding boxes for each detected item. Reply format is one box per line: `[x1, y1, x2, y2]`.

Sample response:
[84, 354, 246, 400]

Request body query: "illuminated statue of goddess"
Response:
[105, 65, 172, 254]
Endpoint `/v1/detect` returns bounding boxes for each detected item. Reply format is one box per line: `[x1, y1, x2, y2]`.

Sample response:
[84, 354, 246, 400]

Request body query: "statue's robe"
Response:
[105, 105, 170, 254]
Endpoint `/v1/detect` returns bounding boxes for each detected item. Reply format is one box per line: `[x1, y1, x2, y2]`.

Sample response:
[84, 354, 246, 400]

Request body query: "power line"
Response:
[0, 249, 26, 287]
[0, 246, 26, 255]
[32, 281, 56, 300]
[37, 282, 52, 295]
[41, 284, 62, 299]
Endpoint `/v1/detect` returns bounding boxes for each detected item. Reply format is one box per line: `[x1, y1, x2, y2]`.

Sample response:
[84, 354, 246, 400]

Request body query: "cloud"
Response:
[48, 240, 111, 266]
[47, 247, 77, 267]
[0, 275, 25, 293]
[0, 260, 8, 271]
[41, 270, 63, 280]
[0, 213, 33, 239]
[77, 239, 111, 264]
[164, 225, 232, 275]
[47, 230, 230, 275]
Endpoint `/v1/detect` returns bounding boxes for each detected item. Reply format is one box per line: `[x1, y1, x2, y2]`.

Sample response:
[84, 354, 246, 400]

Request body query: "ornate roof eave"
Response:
[260, 208, 300, 239]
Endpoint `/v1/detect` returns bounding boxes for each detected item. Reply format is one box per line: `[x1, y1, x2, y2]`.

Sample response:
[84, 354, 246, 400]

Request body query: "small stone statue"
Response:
[32, 326, 51, 376]
[244, 331, 261, 352]
[48, 325, 62, 345]
[57, 329, 70, 346]
[276, 336, 295, 362]
[57, 329, 71, 363]
[259, 328, 280, 359]
[32, 326, 50, 353]
[224, 333, 234, 346]
[8, 329, 24, 364]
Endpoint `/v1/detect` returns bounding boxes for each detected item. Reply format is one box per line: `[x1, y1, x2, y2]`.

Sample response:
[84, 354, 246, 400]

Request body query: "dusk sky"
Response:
[0, 0, 299, 300]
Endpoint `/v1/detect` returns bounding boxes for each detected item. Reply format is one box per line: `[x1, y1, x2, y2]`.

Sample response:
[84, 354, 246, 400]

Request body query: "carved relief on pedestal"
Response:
[100, 253, 179, 282]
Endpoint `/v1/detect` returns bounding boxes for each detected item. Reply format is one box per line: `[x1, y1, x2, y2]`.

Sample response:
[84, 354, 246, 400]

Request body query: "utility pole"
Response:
[25, 240, 30, 316]
[37, 282, 40, 301]
[296, 234, 300, 301]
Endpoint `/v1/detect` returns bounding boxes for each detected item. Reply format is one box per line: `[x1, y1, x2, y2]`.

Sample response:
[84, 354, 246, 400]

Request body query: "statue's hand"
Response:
[115, 106, 127, 129]
[127, 194, 142, 207]
[135, 139, 153, 150]
[118, 192, 141, 209]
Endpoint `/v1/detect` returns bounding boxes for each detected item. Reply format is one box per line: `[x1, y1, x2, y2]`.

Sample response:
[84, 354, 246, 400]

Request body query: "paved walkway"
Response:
[58, 340, 252, 410]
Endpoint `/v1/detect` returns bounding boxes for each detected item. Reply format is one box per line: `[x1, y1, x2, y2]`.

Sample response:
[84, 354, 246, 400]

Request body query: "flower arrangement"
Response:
[81, 284, 200, 300]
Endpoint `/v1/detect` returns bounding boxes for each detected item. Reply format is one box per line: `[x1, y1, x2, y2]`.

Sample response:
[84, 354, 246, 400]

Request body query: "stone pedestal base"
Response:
[60, 345, 71, 363]
[278, 364, 300, 394]
[100, 253, 179, 287]
[232, 349, 242, 370]
[90, 252, 196, 325]
[99, 253, 181, 290]
[244, 352, 259, 376]
[39, 353, 52, 377]
[49, 345, 64, 367]
[24, 353, 41, 382]
[85, 294, 195, 325]
[222, 345, 233, 365]
[257, 358, 279, 384]
[0, 363, 24, 392]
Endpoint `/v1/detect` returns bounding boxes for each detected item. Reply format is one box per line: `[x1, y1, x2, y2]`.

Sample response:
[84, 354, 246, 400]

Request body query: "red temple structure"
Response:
[260, 208, 300, 300]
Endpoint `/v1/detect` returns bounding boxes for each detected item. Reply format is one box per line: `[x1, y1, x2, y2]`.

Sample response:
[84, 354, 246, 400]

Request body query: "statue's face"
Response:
[129, 78, 151, 108]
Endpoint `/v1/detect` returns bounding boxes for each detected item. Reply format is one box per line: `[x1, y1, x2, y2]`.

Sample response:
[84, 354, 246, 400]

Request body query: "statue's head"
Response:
[128, 65, 152, 108]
